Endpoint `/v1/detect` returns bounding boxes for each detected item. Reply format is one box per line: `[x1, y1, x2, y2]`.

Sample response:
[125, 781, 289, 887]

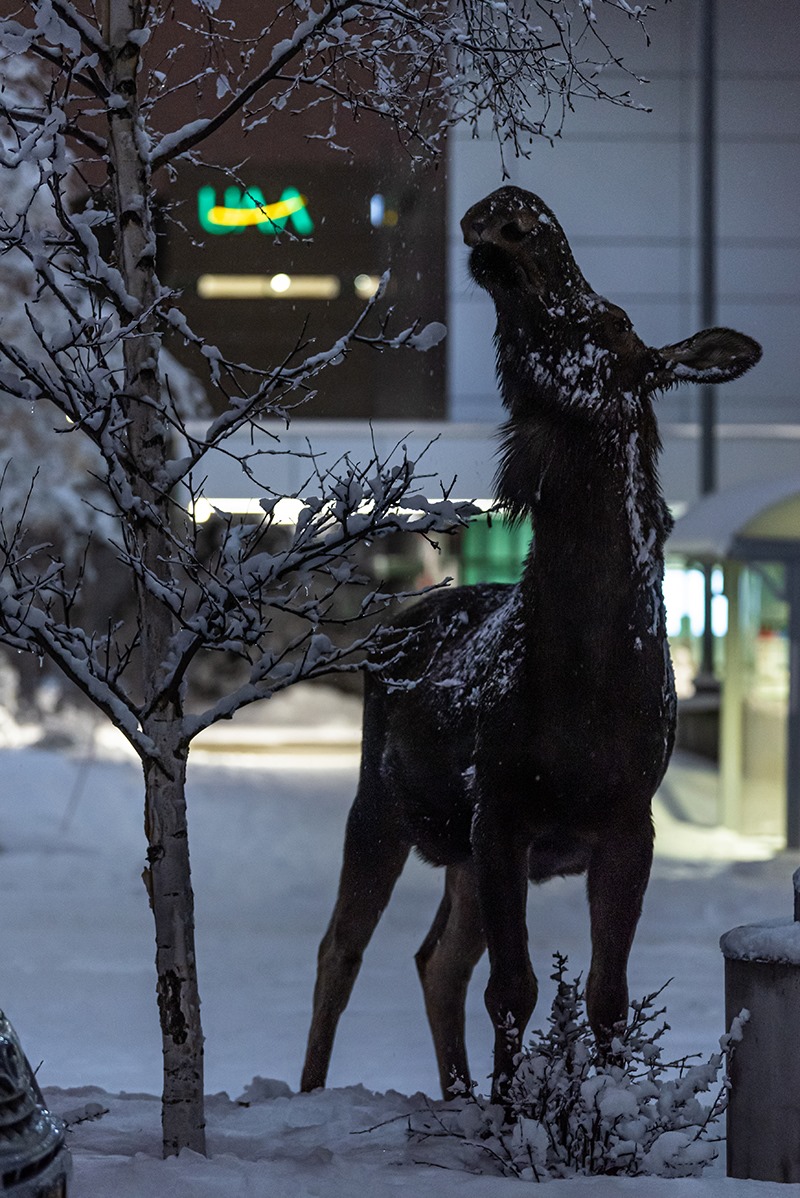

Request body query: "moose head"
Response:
[462, 185, 761, 419]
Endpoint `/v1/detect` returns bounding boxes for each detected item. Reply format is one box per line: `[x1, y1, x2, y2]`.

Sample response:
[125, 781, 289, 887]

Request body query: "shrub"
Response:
[410, 954, 747, 1180]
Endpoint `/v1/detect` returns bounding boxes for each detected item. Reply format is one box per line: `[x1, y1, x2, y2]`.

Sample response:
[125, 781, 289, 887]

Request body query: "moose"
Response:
[301, 186, 762, 1104]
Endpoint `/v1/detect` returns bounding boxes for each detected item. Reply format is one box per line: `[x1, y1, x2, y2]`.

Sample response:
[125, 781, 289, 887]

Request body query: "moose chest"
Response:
[380, 592, 674, 864]
[470, 611, 676, 826]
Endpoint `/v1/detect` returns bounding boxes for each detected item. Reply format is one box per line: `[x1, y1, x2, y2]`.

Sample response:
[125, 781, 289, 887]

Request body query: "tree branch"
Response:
[150, 0, 351, 170]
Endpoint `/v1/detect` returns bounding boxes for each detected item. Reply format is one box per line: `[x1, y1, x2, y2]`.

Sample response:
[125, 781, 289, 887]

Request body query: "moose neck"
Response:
[496, 390, 671, 641]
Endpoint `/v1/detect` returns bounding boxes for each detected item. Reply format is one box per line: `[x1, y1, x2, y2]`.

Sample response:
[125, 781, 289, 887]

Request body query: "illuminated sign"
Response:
[197, 185, 313, 235]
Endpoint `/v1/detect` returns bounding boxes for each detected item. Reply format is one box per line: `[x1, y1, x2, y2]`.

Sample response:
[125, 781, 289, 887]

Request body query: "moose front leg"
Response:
[585, 821, 654, 1049]
[473, 816, 536, 1106]
[416, 861, 486, 1098]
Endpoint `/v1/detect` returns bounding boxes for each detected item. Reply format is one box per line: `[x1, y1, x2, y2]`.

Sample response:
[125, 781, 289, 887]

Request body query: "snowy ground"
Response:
[0, 691, 796, 1195]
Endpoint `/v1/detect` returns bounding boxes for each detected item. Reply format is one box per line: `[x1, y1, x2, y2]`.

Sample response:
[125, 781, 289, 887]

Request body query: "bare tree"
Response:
[0, 0, 657, 1157]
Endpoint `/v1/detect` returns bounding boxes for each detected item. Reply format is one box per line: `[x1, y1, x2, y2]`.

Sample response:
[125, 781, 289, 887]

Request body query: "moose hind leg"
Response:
[415, 861, 486, 1098]
[301, 789, 410, 1092]
[586, 822, 654, 1049]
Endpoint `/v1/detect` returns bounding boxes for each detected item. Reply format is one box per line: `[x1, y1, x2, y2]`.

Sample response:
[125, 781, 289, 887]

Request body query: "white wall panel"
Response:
[572, 243, 693, 301]
[553, 76, 695, 140]
[717, 0, 800, 72]
[447, 297, 501, 419]
[717, 301, 800, 407]
[718, 245, 800, 297]
[718, 78, 800, 138]
[718, 147, 800, 241]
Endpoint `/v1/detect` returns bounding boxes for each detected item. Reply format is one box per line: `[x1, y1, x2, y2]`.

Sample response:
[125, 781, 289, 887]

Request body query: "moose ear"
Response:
[655, 328, 762, 385]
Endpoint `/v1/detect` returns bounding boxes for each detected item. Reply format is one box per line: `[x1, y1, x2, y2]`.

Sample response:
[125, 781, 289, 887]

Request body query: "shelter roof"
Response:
[670, 474, 800, 559]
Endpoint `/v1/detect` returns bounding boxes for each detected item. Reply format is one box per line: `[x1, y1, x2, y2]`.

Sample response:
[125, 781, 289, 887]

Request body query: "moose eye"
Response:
[606, 310, 631, 335]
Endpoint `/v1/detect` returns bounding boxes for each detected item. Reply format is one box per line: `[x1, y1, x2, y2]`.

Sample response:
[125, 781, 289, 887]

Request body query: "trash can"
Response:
[0, 1010, 71, 1197]
[720, 868, 800, 1182]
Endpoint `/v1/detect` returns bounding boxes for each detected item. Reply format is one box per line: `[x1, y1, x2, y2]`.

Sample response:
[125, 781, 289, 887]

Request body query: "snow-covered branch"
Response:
[0, 574, 151, 754]
[163, 277, 447, 480]
[148, 1, 654, 172]
[137, 439, 478, 726]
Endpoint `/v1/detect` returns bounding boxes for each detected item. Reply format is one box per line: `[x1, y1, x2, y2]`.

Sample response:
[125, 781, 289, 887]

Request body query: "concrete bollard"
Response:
[720, 866, 800, 1182]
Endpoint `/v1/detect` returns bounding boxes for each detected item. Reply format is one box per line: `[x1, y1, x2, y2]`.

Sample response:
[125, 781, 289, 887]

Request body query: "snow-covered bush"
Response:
[411, 955, 748, 1180]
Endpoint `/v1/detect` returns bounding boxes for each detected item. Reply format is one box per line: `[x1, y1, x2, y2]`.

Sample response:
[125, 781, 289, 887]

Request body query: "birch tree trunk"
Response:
[141, 724, 205, 1156]
[103, 0, 206, 1155]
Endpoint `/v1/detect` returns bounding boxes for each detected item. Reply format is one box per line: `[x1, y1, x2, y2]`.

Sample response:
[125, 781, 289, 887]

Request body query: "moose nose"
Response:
[461, 213, 487, 246]
[461, 206, 538, 247]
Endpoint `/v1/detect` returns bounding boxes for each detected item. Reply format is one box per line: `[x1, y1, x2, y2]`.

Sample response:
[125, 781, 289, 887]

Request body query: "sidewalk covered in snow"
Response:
[0, 692, 794, 1195]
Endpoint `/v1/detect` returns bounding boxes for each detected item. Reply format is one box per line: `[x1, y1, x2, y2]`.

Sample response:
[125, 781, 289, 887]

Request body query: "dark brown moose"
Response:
[301, 186, 762, 1105]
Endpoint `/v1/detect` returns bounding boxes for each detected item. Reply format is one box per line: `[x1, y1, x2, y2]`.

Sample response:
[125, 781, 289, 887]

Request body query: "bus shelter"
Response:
[671, 476, 800, 849]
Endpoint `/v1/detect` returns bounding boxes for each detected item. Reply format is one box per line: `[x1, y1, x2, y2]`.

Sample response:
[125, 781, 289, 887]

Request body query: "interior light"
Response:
[354, 274, 381, 299]
[197, 274, 271, 298]
[190, 497, 215, 524]
[273, 275, 340, 298]
[196, 274, 341, 300]
[664, 566, 708, 638]
[370, 194, 385, 228]
[188, 496, 492, 527]
[188, 497, 306, 525]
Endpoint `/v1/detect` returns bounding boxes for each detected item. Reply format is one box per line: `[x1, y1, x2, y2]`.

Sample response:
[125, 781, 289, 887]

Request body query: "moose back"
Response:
[302, 186, 762, 1104]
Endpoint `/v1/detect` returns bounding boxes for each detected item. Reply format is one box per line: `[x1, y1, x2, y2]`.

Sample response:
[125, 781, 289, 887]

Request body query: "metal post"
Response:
[699, 0, 717, 481]
[786, 562, 800, 848]
[720, 562, 744, 828]
[698, 0, 718, 685]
